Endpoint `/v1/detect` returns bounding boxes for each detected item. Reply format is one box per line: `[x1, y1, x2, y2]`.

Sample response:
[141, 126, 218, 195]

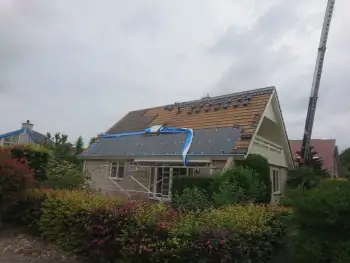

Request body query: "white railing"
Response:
[254, 135, 283, 154]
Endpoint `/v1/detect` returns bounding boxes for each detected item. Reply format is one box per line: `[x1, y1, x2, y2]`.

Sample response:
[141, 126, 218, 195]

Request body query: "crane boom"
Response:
[300, 0, 335, 163]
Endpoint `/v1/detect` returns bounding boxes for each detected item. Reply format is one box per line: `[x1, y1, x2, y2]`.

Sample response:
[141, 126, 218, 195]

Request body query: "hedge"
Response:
[287, 179, 350, 263]
[5, 189, 290, 263]
[171, 175, 215, 200]
[10, 145, 50, 182]
[236, 154, 271, 203]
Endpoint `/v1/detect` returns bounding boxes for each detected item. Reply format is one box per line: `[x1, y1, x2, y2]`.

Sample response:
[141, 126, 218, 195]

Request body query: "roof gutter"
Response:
[79, 153, 245, 161]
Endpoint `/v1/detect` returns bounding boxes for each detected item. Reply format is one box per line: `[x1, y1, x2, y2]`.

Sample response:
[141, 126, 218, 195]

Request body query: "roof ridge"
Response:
[166, 86, 275, 108]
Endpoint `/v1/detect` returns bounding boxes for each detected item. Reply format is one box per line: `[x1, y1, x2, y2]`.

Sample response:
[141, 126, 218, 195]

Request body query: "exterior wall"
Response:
[18, 131, 31, 144]
[211, 160, 227, 174]
[270, 165, 288, 204]
[84, 158, 228, 200]
[85, 159, 152, 199]
[0, 131, 31, 146]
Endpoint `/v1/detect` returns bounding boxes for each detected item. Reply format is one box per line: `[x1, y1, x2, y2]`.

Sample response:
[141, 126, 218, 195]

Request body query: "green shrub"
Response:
[236, 154, 271, 203]
[10, 145, 50, 182]
[8, 188, 289, 263]
[290, 179, 350, 263]
[172, 187, 212, 211]
[171, 176, 215, 200]
[41, 157, 90, 190]
[3, 189, 48, 228]
[170, 204, 289, 263]
[38, 190, 123, 250]
[286, 166, 326, 190]
[213, 166, 266, 206]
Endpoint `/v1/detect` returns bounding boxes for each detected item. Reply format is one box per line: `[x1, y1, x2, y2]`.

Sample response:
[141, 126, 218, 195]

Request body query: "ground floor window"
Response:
[172, 167, 195, 176]
[272, 169, 280, 193]
[110, 161, 125, 180]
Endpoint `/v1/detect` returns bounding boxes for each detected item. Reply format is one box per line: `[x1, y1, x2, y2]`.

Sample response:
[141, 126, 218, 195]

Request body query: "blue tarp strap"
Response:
[99, 127, 194, 165]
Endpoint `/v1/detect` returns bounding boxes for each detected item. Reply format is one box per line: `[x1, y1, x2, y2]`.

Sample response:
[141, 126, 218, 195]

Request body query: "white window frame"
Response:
[272, 169, 280, 194]
[150, 166, 197, 201]
[109, 161, 126, 181]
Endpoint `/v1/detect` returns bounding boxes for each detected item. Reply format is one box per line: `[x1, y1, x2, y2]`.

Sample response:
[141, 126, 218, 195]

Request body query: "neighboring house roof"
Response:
[289, 139, 338, 172]
[27, 130, 53, 144]
[0, 129, 25, 140]
[83, 86, 275, 158]
[0, 128, 52, 145]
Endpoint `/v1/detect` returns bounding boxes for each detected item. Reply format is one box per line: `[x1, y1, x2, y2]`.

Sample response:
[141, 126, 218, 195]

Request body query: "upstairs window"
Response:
[145, 125, 163, 134]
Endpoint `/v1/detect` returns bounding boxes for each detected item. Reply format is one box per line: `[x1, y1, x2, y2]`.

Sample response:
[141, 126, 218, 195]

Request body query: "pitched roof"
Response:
[27, 130, 53, 145]
[103, 86, 274, 154]
[289, 139, 337, 172]
[0, 129, 52, 145]
[0, 129, 25, 140]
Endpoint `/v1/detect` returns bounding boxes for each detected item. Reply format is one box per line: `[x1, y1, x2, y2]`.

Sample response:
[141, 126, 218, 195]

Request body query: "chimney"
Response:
[22, 120, 34, 132]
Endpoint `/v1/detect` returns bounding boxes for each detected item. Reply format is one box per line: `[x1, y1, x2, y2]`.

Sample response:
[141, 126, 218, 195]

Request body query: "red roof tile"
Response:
[289, 139, 336, 172]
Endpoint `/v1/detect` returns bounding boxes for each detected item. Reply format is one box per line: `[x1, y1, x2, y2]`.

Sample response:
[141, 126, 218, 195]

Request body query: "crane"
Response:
[299, 0, 335, 165]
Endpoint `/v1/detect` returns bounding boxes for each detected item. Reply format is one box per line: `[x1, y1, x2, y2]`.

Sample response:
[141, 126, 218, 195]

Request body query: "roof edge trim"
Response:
[0, 128, 25, 140]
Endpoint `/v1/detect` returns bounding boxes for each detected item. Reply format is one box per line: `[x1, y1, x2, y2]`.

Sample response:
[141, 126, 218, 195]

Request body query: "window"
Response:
[109, 161, 125, 180]
[272, 169, 280, 193]
[3, 136, 11, 146]
[172, 167, 195, 176]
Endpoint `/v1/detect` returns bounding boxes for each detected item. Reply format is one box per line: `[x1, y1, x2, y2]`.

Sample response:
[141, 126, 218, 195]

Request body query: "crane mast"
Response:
[300, 0, 335, 163]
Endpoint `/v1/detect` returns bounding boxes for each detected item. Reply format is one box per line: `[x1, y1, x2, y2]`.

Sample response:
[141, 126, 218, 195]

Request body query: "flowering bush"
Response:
[38, 190, 124, 250]
[10, 145, 50, 182]
[0, 147, 35, 224]
[41, 157, 91, 190]
[10, 188, 289, 262]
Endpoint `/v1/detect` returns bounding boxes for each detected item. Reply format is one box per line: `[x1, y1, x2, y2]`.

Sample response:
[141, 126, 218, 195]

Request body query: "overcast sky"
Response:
[0, 0, 349, 150]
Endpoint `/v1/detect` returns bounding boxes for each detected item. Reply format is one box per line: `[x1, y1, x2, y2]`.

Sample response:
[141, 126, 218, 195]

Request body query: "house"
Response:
[0, 120, 51, 146]
[289, 139, 341, 177]
[81, 86, 294, 203]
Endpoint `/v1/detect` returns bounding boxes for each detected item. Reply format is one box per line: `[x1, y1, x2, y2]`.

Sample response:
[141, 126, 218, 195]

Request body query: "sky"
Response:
[0, 0, 349, 150]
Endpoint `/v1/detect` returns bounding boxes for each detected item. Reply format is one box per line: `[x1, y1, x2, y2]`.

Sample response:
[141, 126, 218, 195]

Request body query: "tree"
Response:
[89, 133, 103, 146]
[75, 136, 84, 155]
[43, 132, 75, 163]
[286, 166, 326, 190]
[340, 148, 350, 177]
[295, 146, 328, 176]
